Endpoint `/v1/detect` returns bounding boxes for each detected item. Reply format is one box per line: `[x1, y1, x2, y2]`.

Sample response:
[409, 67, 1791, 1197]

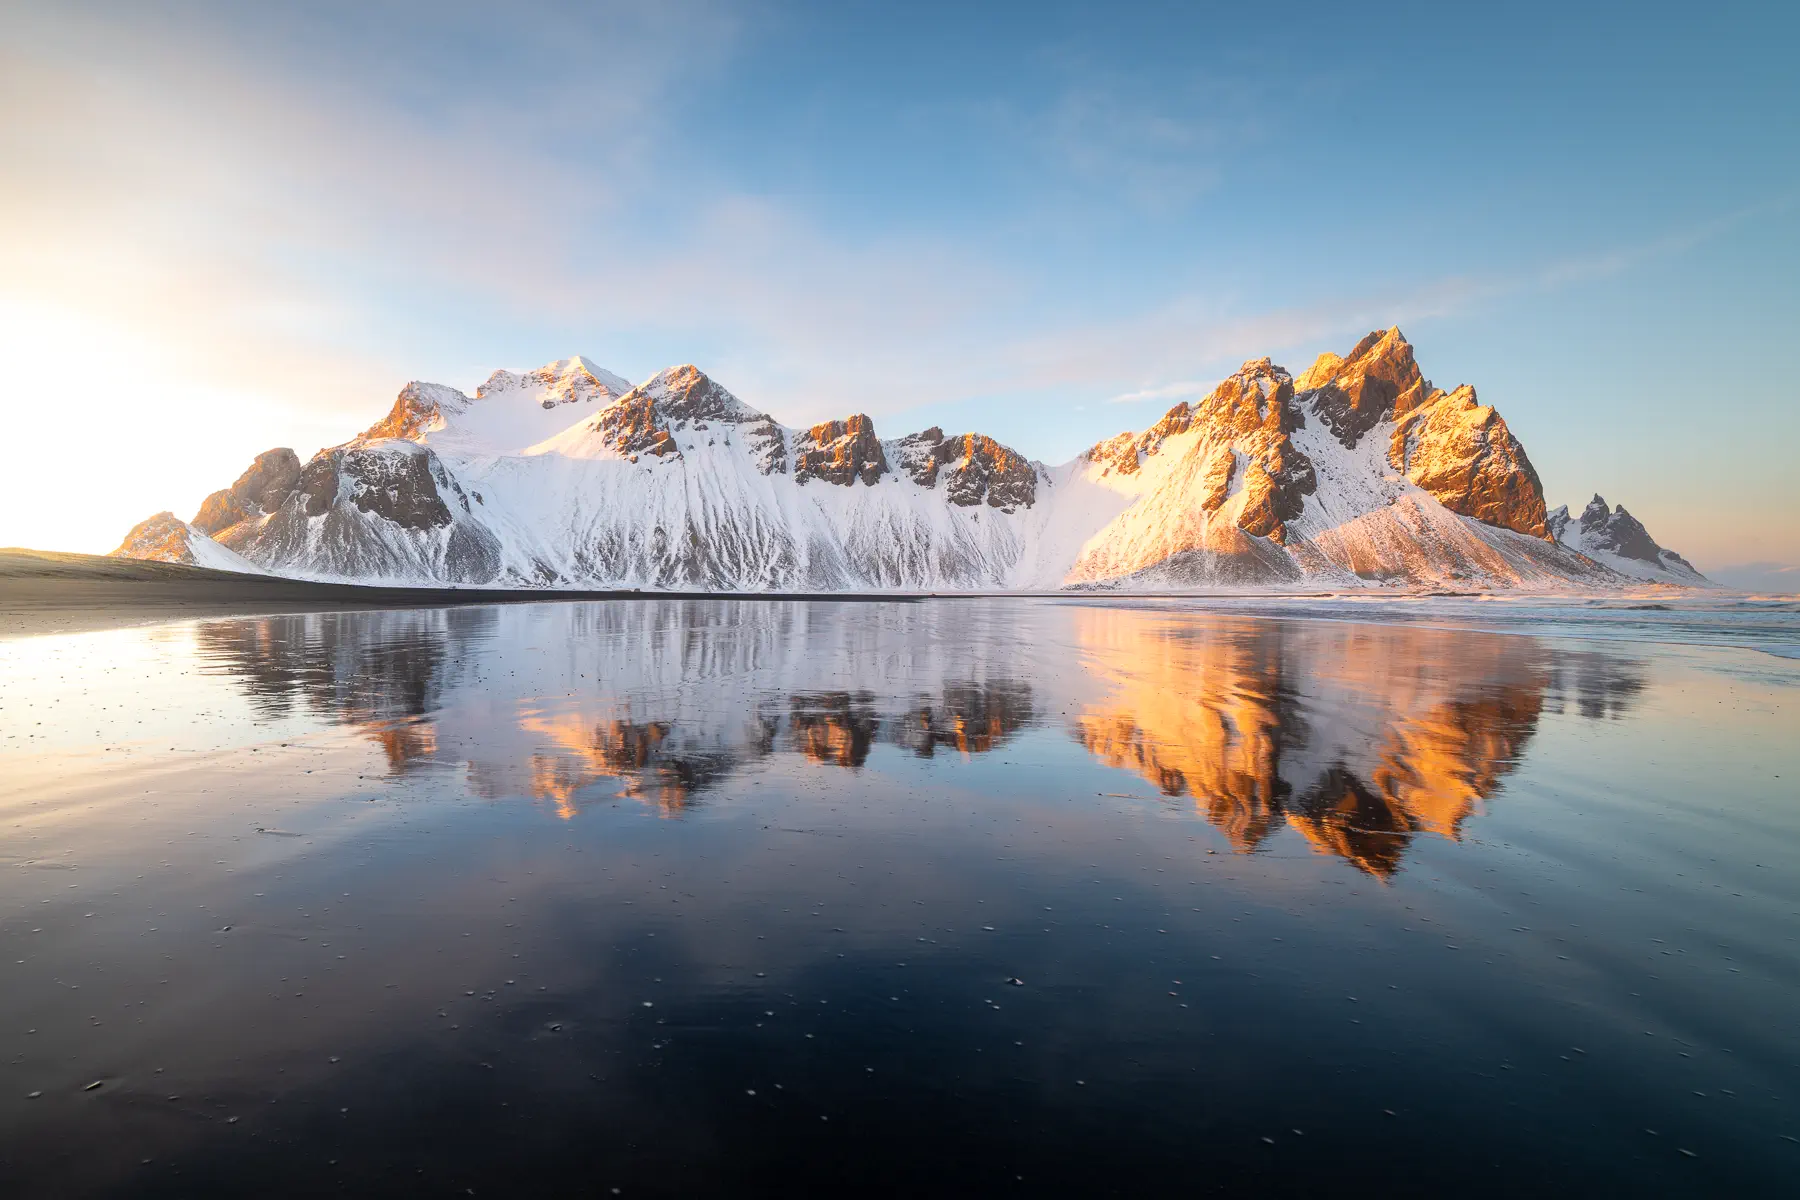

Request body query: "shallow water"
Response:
[2, 598, 1797, 1196]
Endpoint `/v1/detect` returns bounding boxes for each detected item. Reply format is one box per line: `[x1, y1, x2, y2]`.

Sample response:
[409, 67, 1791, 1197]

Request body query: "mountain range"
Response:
[113, 328, 1705, 591]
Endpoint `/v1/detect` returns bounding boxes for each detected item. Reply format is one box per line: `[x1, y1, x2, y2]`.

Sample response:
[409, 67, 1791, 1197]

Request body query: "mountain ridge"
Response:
[113, 329, 1706, 592]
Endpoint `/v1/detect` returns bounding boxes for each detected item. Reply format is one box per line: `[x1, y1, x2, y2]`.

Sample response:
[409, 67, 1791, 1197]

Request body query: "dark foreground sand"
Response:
[0, 549, 941, 639]
[0, 549, 659, 639]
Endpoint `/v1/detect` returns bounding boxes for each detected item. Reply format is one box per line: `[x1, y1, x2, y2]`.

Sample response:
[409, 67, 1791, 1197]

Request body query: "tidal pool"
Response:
[2, 599, 1796, 1195]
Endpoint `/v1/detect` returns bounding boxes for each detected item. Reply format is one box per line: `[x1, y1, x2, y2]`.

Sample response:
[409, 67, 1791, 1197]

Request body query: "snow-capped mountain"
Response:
[1547, 495, 1705, 583]
[112, 330, 1706, 591]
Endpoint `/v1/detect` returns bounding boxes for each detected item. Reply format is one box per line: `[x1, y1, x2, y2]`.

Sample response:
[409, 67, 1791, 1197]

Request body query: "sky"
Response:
[1, 0, 1796, 583]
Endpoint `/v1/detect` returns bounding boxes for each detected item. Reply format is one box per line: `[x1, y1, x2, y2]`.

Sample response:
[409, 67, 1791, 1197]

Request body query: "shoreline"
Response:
[0, 547, 1753, 641]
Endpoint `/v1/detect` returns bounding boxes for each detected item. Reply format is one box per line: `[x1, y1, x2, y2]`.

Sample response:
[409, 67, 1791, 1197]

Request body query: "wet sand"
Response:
[1, 550, 715, 639]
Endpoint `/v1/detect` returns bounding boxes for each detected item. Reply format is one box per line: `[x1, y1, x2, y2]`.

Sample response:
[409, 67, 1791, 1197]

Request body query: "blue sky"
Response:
[1, 0, 1795, 579]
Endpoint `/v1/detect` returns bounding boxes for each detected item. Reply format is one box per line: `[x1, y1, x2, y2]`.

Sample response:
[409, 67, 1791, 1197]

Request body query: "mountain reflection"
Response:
[193, 600, 1643, 873]
[1070, 611, 1642, 876]
[193, 607, 490, 735]
[503, 709, 746, 817]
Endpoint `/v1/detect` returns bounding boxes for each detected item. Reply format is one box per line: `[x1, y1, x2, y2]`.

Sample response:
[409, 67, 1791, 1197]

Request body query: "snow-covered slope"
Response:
[114, 330, 1705, 591]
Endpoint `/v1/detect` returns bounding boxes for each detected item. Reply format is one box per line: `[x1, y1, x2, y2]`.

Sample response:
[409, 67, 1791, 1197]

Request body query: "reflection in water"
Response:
[11, 598, 1792, 1197]
[1071, 614, 1640, 876]
[194, 608, 492, 774]
[193, 601, 1644, 874]
[507, 707, 750, 817]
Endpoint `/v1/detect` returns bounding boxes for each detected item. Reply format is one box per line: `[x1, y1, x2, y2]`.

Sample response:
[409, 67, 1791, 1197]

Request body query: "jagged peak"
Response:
[111, 511, 196, 564]
[360, 380, 468, 442]
[1346, 325, 1408, 360]
[475, 356, 631, 403]
[1233, 355, 1290, 381]
[596, 363, 773, 433]
[796, 413, 888, 486]
[561, 354, 609, 377]
[1295, 351, 1345, 391]
[640, 363, 712, 396]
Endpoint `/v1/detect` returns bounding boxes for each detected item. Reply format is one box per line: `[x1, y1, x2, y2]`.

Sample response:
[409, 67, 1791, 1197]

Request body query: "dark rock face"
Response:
[1577, 495, 1663, 563]
[592, 392, 680, 461]
[345, 448, 456, 530]
[1550, 498, 1699, 579]
[895, 428, 947, 486]
[588, 366, 786, 472]
[235, 449, 303, 510]
[795, 415, 889, 486]
[297, 446, 455, 530]
[1297, 328, 1431, 449]
[652, 366, 749, 424]
[111, 512, 195, 563]
[917, 432, 1037, 509]
[209, 441, 503, 584]
[192, 448, 303, 535]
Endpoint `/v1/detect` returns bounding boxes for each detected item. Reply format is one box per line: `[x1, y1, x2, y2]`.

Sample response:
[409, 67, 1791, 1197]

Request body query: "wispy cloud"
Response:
[1048, 201, 1794, 424]
[1105, 381, 1211, 405]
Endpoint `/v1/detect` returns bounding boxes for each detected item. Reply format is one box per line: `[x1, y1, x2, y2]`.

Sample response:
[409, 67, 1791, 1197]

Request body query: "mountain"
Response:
[112, 330, 1706, 591]
[112, 511, 266, 574]
[1547, 495, 1705, 583]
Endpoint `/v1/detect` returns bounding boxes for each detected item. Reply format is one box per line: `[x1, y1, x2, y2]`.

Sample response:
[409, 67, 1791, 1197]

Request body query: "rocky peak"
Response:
[1291, 329, 1552, 540]
[637, 365, 763, 426]
[191, 447, 303, 536]
[1575, 495, 1662, 563]
[360, 382, 467, 443]
[1298, 326, 1430, 448]
[1088, 358, 1300, 479]
[581, 366, 786, 471]
[895, 428, 947, 486]
[1188, 360, 1314, 544]
[1389, 383, 1549, 539]
[897, 428, 1036, 509]
[1082, 430, 1144, 475]
[111, 511, 198, 564]
[795, 415, 889, 486]
[1548, 493, 1701, 579]
[1193, 358, 1299, 434]
[479, 356, 630, 409]
[1294, 351, 1344, 391]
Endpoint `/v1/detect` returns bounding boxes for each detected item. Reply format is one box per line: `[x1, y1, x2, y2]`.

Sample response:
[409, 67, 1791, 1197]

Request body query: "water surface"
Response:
[2, 599, 1797, 1195]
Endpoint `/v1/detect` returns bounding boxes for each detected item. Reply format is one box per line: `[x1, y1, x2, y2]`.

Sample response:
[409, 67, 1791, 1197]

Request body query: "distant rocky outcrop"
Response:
[1547, 495, 1703, 583]
[113, 511, 200, 564]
